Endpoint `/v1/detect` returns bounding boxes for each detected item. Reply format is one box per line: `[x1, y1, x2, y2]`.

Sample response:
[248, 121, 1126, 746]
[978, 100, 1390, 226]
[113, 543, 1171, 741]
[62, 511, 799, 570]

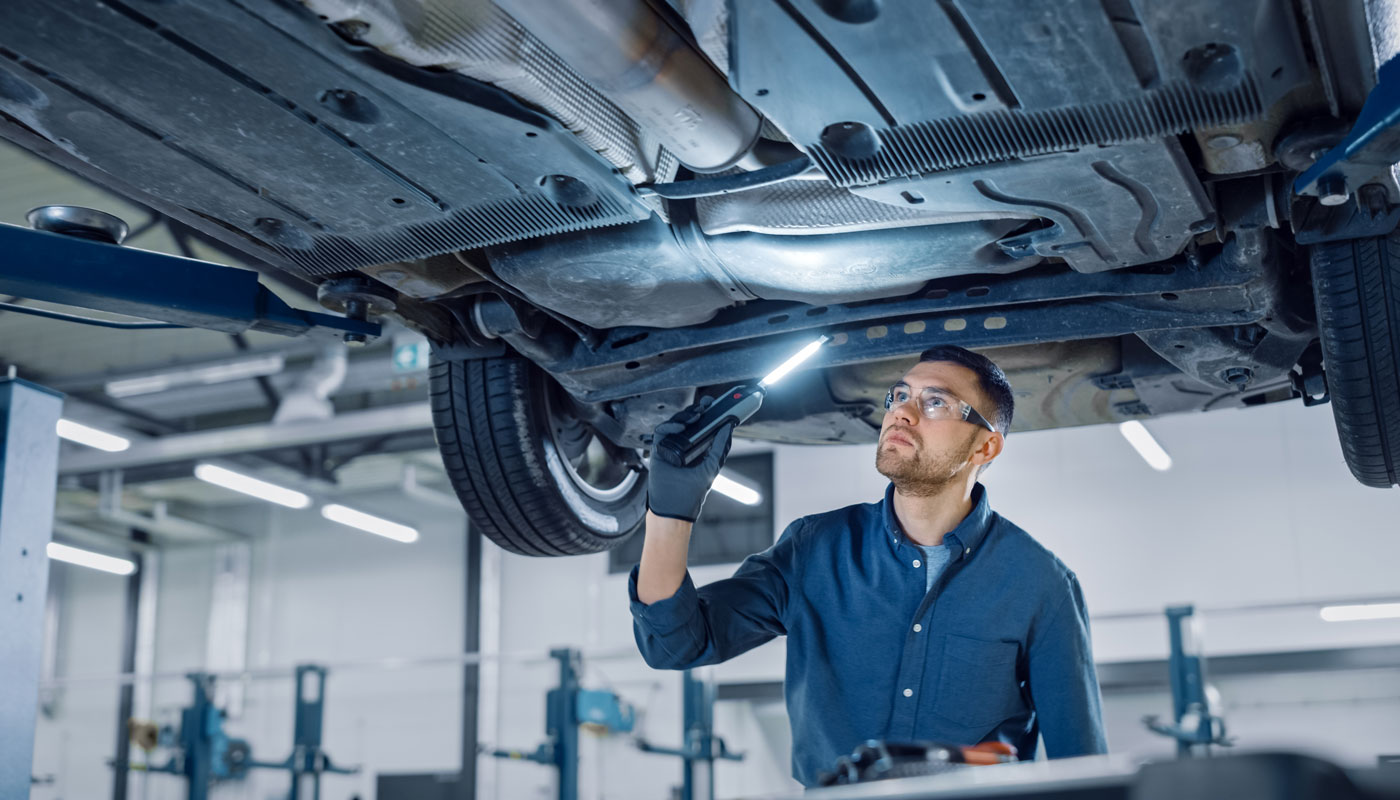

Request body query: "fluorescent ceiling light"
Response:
[56, 419, 130, 452]
[47, 542, 136, 576]
[105, 355, 285, 398]
[321, 504, 419, 543]
[1118, 420, 1172, 471]
[759, 335, 830, 388]
[1320, 602, 1400, 622]
[711, 472, 762, 506]
[194, 463, 310, 509]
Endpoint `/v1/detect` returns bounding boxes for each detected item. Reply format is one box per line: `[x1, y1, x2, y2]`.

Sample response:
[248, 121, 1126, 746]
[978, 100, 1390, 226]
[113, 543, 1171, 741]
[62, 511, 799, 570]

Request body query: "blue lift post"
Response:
[636, 670, 744, 800]
[488, 648, 633, 800]
[1143, 605, 1232, 756]
[142, 664, 354, 800]
[262, 664, 358, 800]
[491, 649, 741, 800]
[0, 379, 64, 797]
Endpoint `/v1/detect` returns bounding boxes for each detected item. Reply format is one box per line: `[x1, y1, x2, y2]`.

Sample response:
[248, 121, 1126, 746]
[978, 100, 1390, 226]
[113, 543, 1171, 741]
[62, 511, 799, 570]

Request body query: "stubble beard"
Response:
[875, 431, 977, 497]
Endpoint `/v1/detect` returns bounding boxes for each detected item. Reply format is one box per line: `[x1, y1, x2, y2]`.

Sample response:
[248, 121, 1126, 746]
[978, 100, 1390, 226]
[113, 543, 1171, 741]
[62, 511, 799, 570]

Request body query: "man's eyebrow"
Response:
[893, 381, 959, 396]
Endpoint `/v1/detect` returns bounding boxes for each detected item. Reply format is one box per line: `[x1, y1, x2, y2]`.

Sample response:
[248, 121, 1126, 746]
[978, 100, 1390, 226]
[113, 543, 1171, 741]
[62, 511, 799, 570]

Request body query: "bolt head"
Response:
[344, 332, 368, 346]
[1317, 175, 1349, 206]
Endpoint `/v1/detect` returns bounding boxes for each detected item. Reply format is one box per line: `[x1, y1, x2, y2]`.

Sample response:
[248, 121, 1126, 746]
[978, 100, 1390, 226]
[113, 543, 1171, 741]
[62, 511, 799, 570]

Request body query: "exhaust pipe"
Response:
[494, 0, 762, 172]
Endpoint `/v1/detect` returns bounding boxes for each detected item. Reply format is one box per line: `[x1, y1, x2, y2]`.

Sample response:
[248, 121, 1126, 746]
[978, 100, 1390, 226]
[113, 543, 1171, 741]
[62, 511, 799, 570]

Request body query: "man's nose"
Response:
[889, 397, 919, 427]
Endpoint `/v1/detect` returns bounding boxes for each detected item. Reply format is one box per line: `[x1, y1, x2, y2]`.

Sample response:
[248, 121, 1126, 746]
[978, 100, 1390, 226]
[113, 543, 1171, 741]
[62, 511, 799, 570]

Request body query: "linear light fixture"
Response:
[56, 419, 131, 452]
[1118, 420, 1172, 471]
[711, 472, 762, 506]
[47, 542, 136, 575]
[1320, 602, 1400, 622]
[105, 354, 285, 398]
[759, 335, 830, 388]
[321, 504, 419, 543]
[194, 463, 311, 509]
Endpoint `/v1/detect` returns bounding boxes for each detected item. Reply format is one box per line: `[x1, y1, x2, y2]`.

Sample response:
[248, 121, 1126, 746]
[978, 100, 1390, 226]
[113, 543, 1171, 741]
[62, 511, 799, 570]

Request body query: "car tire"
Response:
[1310, 233, 1400, 488]
[429, 355, 648, 555]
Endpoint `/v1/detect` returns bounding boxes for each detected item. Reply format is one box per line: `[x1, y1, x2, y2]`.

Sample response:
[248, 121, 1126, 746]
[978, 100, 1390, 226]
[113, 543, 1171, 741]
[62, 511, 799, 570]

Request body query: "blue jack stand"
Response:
[0, 379, 64, 797]
[489, 648, 636, 800]
[636, 670, 745, 800]
[490, 649, 741, 800]
[140, 664, 356, 800]
[1143, 605, 1233, 757]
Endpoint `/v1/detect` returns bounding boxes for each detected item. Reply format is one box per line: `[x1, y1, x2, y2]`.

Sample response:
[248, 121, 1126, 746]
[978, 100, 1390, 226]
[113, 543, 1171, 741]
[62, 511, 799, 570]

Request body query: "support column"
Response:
[460, 521, 482, 800]
[112, 543, 145, 800]
[0, 378, 64, 796]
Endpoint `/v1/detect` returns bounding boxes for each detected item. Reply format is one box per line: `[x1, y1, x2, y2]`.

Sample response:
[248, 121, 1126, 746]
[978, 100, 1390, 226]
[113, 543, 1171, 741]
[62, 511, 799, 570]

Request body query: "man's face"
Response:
[875, 361, 999, 495]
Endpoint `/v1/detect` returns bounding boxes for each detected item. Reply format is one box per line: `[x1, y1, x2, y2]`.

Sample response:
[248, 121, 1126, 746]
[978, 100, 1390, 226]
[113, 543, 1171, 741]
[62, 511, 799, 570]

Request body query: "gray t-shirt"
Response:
[915, 542, 954, 592]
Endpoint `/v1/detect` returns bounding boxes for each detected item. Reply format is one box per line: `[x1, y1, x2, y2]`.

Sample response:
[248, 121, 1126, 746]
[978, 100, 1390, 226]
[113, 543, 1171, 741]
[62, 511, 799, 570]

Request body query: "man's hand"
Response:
[646, 397, 737, 523]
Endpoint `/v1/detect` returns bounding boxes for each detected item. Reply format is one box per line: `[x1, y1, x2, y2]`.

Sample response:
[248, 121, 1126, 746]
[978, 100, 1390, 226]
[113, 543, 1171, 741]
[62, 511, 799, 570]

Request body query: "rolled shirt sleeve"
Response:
[1026, 571, 1108, 757]
[628, 519, 805, 670]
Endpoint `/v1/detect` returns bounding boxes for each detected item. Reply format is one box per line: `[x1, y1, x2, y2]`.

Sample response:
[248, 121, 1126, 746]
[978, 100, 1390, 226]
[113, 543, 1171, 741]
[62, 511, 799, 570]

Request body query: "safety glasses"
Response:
[883, 383, 997, 433]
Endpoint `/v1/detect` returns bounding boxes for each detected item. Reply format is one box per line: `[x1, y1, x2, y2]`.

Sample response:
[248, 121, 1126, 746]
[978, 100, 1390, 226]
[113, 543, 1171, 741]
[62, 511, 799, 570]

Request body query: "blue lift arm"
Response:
[0, 222, 379, 340]
[1295, 55, 1400, 206]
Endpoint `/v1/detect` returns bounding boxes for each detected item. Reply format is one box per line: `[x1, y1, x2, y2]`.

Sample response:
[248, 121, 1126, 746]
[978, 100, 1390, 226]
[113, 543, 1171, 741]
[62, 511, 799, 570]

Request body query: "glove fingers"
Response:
[703, 421, 737, 471]
[653, 421, 685, 437]
[675, 396, 713, 426]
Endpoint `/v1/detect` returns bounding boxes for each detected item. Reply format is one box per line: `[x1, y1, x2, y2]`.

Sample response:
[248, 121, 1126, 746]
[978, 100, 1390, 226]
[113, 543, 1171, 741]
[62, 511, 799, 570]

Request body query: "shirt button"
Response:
[966, 547, 972, 556]
[913, 624, 922, 633]
[912, 559, 921, 568]
[903, 688, 913, 697]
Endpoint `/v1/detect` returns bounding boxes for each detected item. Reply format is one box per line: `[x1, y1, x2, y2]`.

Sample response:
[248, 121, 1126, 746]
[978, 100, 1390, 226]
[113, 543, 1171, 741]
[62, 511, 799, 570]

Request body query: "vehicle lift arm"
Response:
[0, 214, 379, 342]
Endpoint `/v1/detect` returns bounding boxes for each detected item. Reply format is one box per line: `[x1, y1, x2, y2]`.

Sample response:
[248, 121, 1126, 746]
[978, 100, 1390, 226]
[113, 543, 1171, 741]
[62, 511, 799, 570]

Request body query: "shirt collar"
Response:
[881, 481, 994, 559]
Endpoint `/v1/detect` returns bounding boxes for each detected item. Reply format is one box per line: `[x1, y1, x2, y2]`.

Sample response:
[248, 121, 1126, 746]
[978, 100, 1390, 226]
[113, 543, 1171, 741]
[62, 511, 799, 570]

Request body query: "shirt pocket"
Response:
[932, 634, 1025, 729]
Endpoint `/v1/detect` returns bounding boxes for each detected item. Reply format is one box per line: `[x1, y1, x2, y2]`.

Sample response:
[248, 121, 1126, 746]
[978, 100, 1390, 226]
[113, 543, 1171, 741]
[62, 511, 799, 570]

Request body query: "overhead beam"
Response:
[59, 402, 432, 475]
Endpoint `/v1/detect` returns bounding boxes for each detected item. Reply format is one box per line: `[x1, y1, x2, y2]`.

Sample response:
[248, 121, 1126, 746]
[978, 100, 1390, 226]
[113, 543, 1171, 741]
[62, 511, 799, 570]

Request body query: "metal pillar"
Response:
[175, 674, 221, 800]
[546, 648, 582, 800]
[145, 665, 353, 799]
[489, 648, 640, 800]
[637, 671, 743, 800]
[1143, 605, 1232, 756]
[460, 521, 482, 800]
[1165, 605, 1203, 757]
[112, 538, 147, 800]
[287, 665, 328, 800]
[682, 672, 714, 800]
[0, 378, 63, 797]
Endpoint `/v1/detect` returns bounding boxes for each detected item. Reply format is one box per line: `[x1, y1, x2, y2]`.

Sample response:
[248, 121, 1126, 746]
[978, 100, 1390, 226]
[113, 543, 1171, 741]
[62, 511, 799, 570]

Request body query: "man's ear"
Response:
[973, 431, 1005, 468]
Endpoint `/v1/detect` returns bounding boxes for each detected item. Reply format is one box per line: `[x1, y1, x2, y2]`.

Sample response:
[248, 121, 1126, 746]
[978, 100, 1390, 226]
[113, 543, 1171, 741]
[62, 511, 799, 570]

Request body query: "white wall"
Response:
[30, 564, 128, 800]
[32, 489, 468, 800]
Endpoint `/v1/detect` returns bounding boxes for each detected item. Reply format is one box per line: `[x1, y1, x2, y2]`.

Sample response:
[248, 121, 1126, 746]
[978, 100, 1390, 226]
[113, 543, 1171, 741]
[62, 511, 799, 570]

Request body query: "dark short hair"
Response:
[915, 345, 1014, 434]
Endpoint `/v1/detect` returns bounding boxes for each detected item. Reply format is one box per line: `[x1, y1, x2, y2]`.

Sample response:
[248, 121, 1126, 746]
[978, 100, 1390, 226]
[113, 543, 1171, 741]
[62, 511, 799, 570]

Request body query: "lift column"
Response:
[0, 378, 64, 797]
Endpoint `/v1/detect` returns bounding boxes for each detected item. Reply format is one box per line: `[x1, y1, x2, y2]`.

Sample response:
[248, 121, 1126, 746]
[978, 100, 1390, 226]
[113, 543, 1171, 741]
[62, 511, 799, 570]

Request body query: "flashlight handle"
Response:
[656, 386, 765, 466]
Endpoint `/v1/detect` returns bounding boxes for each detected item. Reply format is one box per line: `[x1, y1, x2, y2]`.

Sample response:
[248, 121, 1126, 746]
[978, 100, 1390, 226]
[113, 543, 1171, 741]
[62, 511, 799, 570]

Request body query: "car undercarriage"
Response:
[1, 0, 1397, 554]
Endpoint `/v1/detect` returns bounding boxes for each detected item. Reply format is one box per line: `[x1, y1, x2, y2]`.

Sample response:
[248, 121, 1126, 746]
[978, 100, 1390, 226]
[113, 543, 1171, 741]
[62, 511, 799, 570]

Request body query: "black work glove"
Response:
[646, 397, 736, 523]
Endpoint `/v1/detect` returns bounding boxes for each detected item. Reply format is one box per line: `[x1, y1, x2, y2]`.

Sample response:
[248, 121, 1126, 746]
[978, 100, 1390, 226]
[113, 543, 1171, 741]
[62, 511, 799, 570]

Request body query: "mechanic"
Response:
[628, 345, 1107, 787]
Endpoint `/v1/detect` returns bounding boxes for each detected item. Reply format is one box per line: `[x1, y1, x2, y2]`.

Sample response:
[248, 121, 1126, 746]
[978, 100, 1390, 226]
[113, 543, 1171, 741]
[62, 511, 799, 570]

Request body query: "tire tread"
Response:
[1312, 232, 1400, 487]
[428, 356, 646, 555]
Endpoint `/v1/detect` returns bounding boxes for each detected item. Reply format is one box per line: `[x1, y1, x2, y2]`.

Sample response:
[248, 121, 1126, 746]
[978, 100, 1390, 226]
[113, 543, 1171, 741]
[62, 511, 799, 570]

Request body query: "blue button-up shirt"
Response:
[628, 482, 1107, 787]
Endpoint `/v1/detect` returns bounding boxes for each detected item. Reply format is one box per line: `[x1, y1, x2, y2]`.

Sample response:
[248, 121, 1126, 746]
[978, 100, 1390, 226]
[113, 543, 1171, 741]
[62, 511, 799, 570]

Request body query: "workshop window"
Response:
[609, 452, 775, 573]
